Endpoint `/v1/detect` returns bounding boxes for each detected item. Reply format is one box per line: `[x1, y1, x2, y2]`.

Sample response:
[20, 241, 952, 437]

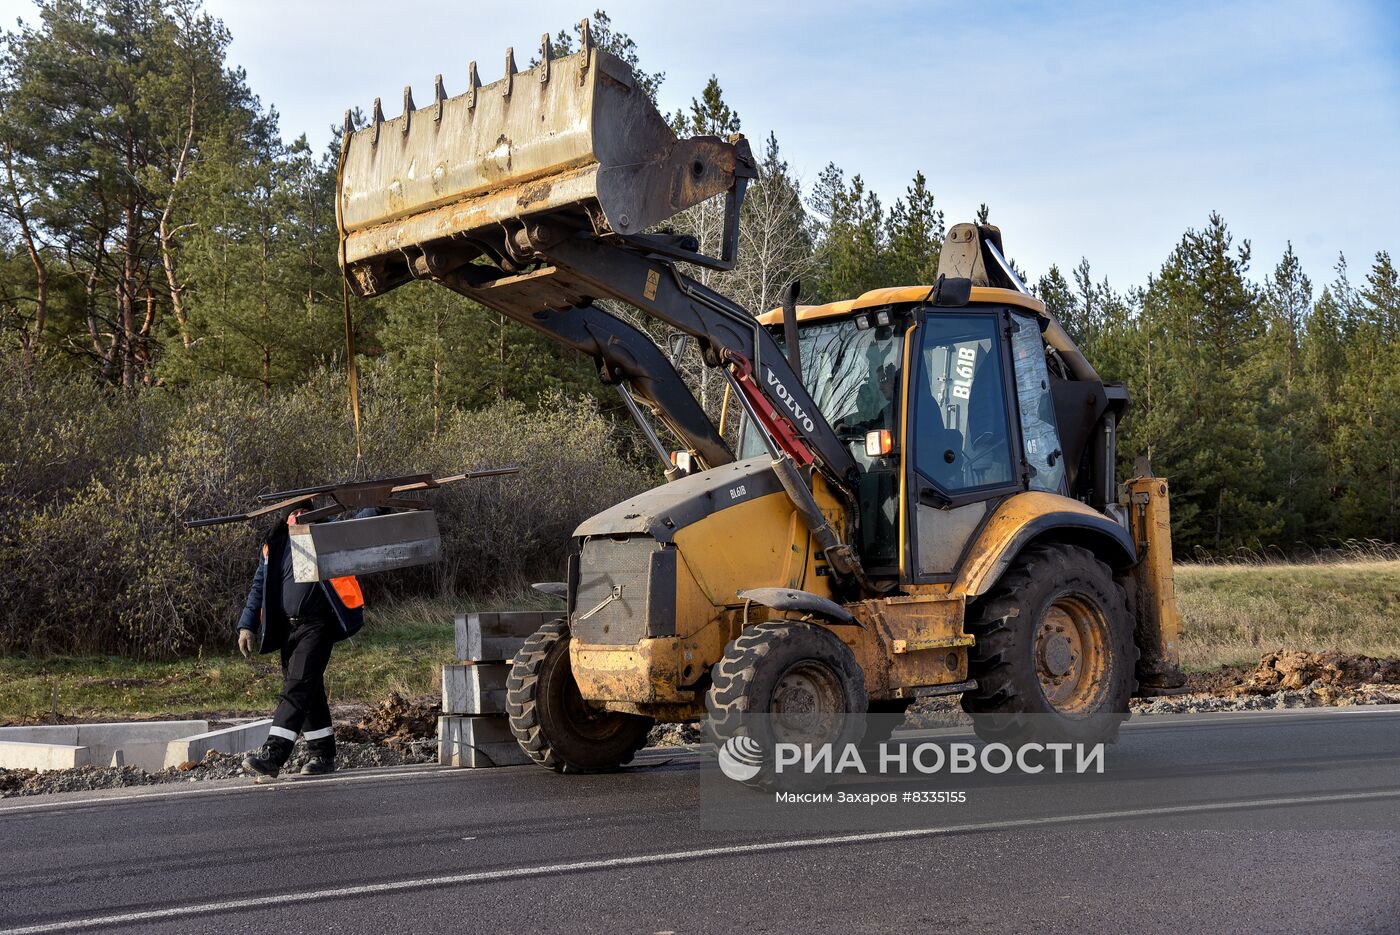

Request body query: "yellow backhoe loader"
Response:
[335, 22, 1188, 780]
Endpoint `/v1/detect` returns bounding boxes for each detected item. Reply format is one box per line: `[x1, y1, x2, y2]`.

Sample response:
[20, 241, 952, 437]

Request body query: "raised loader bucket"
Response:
[337, 20, 749, 297]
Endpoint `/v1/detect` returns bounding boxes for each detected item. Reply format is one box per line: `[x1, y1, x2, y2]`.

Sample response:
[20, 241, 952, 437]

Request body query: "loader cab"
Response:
[749, 287, 1072, 583]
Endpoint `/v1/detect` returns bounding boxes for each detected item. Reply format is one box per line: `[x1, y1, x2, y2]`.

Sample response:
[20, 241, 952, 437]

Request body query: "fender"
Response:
[737, 587, 857, 625]
[955, 494, 1137, 598]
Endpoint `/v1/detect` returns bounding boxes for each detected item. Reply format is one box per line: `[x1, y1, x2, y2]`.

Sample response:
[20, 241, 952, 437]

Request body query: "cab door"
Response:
[904, 307, 1066, 581]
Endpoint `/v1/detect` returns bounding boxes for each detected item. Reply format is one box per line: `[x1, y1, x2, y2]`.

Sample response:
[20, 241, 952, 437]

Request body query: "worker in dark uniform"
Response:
[237, 508, 372, 778]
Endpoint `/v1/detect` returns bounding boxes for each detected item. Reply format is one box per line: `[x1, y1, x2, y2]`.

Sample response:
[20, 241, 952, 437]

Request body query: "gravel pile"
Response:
[1133, 682, 1400, 715]
[648, 722, 705, 746]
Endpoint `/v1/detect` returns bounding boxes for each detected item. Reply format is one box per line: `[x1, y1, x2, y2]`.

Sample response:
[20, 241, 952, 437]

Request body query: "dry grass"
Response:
[1175, 559, 1400, 670]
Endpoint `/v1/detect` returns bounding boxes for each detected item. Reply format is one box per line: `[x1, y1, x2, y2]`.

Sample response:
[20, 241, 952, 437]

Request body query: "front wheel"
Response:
[961, 543, 1138, 745]
[506, 618, 654, 772]
[706, 620, 867, 789]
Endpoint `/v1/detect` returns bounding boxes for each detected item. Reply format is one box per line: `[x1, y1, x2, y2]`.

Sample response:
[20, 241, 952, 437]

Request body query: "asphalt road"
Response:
[0, 707, 1397, 935]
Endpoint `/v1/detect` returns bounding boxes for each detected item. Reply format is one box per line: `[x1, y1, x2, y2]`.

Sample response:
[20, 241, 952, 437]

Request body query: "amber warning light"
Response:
[864, 430, 893, 457]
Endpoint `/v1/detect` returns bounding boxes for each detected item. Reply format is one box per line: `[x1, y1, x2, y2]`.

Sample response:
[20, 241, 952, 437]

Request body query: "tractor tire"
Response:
[506, 618, 654, 773]
[961, 543, 1138, 745]
[705, 620, 867, 790]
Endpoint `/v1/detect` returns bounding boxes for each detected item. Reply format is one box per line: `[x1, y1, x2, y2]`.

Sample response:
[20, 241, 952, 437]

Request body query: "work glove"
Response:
[238, 629, 256, 658]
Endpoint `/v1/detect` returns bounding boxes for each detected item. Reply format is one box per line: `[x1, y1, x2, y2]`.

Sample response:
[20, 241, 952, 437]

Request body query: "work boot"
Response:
[242, 737, 293, 779]
[301, 732, 336, 775]
[300, 755, 336, 776]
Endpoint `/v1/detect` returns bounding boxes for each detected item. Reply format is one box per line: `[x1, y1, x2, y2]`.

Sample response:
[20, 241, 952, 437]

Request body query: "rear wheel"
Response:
[706, 620, 867, 789]
[961, 543, 1137, 744]
[506, 618, 654, 772]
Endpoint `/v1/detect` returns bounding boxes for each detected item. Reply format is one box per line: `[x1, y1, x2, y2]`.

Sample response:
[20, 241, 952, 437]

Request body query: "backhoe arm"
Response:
[426, 264, 732, 471]
[534, 232, 859, 484]
[334, 26, 875, 589]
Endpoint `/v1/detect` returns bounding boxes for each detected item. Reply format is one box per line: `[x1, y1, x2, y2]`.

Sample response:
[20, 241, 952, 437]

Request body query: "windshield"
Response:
[740, 316, 904, 569]
[739, 319, 903, 458]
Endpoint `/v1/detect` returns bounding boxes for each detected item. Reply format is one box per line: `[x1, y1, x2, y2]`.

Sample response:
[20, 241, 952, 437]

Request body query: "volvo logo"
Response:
[764, 369, 817, 434]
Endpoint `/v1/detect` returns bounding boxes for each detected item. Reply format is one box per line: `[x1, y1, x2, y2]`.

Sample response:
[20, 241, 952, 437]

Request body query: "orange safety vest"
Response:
[329, 576, 364, 609]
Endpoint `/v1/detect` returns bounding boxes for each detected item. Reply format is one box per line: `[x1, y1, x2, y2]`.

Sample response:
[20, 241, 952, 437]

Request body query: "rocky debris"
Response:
[351, 691, 440, 751]
[648, 722, 705, 747]
[0, 739, 437, 799]
[898, 651, 1400, 724]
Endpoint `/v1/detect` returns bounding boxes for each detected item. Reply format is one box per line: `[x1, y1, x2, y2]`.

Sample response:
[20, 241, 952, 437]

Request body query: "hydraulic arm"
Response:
[336, 30, 875, 587]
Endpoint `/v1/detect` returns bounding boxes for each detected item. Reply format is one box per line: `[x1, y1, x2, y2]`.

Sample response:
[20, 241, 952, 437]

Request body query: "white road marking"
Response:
[2, 787, 1397, 934]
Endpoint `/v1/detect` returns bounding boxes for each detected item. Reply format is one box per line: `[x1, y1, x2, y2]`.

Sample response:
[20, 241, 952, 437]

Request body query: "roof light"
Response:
[874, 310, 891, 327]
[854, 314, 872, 331]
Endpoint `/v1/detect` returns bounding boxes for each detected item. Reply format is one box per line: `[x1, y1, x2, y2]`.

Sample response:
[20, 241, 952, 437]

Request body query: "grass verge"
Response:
[0, 592, 562, 725]
[1176, 560, 1400, 670]
[4, 562, 1398, 722]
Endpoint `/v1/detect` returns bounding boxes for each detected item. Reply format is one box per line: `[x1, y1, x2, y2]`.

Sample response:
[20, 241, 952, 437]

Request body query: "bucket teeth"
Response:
[337, 18, 749, 284]
[467, 60, 480, 109]
[342, 109, 353, 139]
[579, 18, 592, 79]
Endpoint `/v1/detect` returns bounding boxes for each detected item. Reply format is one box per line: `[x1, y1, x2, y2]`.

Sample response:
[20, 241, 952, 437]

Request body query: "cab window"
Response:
[1008, 311, 1067, 494]
[913, 314, 1015, 493]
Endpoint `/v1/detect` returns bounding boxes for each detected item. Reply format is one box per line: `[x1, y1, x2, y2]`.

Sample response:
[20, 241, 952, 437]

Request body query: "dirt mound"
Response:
[1185, 665, 1255, 695]
[1234, 650, 1400, 695]
[352, 691, 440, 750]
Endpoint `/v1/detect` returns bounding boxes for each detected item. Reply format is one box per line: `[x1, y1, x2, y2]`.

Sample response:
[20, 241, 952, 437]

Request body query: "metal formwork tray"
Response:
[289, 510, 440, 582]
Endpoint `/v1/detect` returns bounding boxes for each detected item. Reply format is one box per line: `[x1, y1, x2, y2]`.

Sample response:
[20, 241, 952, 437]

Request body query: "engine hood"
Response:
[574, 457, 784, 544]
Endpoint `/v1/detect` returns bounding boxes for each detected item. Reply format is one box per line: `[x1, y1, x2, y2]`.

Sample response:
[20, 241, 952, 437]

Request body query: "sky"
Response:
[3, 0, 1398, 290]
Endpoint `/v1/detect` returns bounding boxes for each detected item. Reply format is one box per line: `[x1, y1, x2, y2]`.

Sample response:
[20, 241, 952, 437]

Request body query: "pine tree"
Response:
[1, 0, 265, 386]
[1334, 252, 1400, 539]
[1260, 243, 1327, 542]
[545, 10, 664, 103]
[1137, 213, 1277, 552]
[1036, 264, 1075, 334]
[809, 167, 885, 301]
[886, 171, 943, 286]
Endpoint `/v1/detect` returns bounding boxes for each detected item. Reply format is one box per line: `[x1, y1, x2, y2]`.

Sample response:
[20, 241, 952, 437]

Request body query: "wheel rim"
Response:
[1033, 593, 1109, 714]
[771, 661, 845, 742]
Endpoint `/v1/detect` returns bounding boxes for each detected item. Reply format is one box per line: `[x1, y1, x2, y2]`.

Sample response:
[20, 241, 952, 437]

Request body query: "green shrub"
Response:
[0, 355, 652, 658]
